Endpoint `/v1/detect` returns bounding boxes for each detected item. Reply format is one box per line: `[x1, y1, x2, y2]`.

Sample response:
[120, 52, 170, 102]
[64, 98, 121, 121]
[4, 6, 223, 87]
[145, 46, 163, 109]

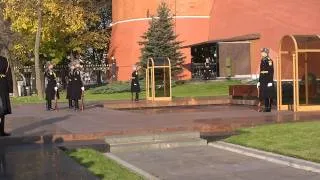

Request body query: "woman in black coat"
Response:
[131, 66, 141, 102]
[71, 61, 84, 110]
[44, 61, 59, 110]
[0, 56, 13, 136]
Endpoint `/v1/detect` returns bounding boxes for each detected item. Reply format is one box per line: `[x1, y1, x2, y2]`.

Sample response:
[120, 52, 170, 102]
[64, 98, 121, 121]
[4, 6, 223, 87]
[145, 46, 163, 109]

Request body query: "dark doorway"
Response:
[191, 43, 219, 80]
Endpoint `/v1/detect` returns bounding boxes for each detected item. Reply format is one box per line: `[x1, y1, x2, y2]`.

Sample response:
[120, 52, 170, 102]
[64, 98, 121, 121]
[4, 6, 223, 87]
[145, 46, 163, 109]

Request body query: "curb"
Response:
[104, 153, 160, 180]
[208, 141, 320, 174]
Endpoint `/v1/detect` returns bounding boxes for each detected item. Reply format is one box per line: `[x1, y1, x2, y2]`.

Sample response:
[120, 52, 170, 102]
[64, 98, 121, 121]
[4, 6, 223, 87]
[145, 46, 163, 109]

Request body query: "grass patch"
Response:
[225, 121, 320, 163]
[68, 149, 144, 180]
[11, 80, 241, 104]
[172, 80, 240, 98]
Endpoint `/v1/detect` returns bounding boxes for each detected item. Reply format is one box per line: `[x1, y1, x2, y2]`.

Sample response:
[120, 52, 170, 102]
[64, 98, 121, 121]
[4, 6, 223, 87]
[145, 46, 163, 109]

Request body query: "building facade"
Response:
[109, 0, 320, 80]
[109, 0, 213, 80]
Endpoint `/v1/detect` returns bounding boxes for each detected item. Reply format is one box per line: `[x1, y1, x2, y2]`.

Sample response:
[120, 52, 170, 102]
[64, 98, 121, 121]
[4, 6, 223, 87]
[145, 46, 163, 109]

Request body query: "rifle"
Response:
[55, 90, 58, 111]
[81, 91, 84, 112]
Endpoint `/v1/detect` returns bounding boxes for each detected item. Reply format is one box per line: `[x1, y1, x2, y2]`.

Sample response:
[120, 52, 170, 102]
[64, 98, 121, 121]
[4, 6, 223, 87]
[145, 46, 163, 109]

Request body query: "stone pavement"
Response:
[0, 144, 98, 180]
[4, 102, 320, 142]
[114, 146, 320, 180]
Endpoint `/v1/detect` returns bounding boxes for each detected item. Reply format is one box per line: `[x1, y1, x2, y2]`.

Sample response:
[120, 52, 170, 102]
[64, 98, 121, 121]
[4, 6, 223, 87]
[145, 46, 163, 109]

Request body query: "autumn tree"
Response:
[3, 0, 87, 97]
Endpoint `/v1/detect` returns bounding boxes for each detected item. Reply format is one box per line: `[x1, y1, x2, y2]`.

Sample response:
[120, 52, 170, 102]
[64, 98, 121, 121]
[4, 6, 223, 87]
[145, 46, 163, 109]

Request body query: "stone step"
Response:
[104, 131, 201, 145]
[111, 138, 207, 153]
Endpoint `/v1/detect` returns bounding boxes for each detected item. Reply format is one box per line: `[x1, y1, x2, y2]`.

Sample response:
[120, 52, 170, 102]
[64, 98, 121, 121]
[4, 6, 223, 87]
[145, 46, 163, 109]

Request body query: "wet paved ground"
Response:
[0, 144, 97, 180]
[5, 103, 320, 140]
[115, 146, 320, 180]
[1, 101, 320, 179]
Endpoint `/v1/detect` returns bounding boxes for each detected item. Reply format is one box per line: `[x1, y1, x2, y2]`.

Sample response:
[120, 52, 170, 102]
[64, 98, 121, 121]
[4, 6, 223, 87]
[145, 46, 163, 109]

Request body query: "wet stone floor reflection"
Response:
[0, 144, 97, 180]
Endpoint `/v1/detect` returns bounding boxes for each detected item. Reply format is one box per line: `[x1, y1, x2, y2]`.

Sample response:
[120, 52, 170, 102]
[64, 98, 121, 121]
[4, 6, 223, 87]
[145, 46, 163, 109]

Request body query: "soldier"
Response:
[44, 61, 59, 111]
[203, 58, 211, 80]
[66, 61, 75, 109]
[71, 60, 84, 110]
[257, 48, 274, 112]
[131, 65, 140, 102]
[0, 56, 13, 136]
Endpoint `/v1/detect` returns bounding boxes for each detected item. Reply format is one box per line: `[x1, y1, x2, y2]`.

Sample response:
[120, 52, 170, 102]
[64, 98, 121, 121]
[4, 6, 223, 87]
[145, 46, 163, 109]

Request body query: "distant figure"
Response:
[0, 56, 13, 136]
[131, 66, 141, 102]
[111, 56, 117, 81]
[203, 58, 211, 80]
[66, 61, 75, 109]
[71, 60, 84, 111]
[257, 48, 274, 112]
[44, 61, 59, 111]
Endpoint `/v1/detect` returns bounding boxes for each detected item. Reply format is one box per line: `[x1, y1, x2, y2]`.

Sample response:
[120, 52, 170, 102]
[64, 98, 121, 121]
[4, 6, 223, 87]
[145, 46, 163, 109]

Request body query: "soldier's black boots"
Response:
[46, 100, 54, 111]
[68, 99, 73, 109]
[0, 116, 10, 136]
[264, 98, 272, 112]
[74, 100, 79, 110]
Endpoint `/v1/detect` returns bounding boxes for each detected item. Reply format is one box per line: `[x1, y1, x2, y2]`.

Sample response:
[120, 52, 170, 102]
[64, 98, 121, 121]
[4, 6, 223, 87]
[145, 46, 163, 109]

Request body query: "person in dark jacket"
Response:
[257, 48, 274, 112]
[66, 62, 75, 109]
[131, 65, 141, 102]
[71, 60, 84, 110]
[0, 56, 13, 136]
[44, 61, 59, 111]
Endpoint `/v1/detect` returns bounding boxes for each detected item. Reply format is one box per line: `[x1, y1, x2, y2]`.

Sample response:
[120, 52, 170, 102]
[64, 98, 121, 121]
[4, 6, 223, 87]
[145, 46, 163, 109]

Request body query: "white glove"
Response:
[57, 83, 60, 86]
[256, 82, 260, 88]
[81, 87, 85, 91]
[54, 87, 58, 91]
[267, 83, 273, 87]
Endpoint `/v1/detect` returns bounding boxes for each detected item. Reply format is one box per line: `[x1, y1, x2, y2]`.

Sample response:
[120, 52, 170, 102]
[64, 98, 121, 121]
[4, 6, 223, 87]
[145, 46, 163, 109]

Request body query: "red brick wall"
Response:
[109, 0, 214, 80]
[208, 0, 320, 78]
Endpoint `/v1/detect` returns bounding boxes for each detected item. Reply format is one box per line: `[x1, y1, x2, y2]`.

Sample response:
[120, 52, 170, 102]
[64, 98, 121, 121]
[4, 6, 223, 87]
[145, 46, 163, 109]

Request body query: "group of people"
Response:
[44, 60, 84, 111]
[0, 48, 274, 136]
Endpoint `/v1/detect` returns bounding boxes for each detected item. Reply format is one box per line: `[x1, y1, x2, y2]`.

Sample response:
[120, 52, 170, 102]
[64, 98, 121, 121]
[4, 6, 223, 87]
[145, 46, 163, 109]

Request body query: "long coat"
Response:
[70, 68, 83, 100]
[66, 71, 73, 100]
[259, 57, 274, 99]
[45, 70, 58, 100]
[0, 56, 13, 116]
[131, 70, 140, 93]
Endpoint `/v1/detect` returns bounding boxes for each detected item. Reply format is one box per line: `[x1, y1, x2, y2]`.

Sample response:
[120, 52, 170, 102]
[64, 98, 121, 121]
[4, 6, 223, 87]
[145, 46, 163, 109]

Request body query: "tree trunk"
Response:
[34, 0, 43, 98]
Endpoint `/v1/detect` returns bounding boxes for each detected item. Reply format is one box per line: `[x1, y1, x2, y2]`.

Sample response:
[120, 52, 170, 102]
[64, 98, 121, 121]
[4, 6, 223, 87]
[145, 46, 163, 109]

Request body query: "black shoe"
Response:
[0, 132, 11, 136]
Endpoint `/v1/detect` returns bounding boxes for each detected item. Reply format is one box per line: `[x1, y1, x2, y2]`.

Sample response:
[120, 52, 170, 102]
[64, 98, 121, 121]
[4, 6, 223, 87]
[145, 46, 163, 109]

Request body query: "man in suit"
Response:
[0, 56, 13, 136]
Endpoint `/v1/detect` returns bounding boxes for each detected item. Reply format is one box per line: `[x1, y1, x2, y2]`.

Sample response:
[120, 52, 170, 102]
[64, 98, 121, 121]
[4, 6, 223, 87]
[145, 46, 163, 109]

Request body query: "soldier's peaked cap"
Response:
[261, 48, 270, 54]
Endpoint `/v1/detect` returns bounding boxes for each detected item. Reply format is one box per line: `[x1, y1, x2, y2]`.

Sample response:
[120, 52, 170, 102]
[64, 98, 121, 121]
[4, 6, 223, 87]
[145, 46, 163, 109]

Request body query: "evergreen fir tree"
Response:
[139, 2, 185, 78]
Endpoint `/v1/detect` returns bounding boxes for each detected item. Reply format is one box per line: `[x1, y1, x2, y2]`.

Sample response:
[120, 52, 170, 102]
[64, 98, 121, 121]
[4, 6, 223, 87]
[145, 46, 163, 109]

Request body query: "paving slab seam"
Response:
[208, 141, 320, 174]
[104, 153, 160, 180]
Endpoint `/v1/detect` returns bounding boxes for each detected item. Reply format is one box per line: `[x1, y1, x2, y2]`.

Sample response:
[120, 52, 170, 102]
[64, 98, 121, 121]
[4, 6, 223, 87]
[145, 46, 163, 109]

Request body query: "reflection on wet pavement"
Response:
[0, 145, 98, 180]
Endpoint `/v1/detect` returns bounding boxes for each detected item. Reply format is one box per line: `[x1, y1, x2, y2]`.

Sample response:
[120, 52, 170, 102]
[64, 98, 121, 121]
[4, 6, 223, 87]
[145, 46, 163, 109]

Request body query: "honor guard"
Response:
[257, 48, 274, 112]
[131, 65, 141, 102]
[66, 61, 75, 109]
[0, 56, 13, 136]
[71, 60, 84, 110]
[45, 61, 59, 111]
[204, 58, 211, 80]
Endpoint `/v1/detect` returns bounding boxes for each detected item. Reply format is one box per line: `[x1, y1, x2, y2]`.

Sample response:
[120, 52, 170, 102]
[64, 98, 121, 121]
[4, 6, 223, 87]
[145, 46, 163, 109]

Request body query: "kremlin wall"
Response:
[109, 0, 320, 80]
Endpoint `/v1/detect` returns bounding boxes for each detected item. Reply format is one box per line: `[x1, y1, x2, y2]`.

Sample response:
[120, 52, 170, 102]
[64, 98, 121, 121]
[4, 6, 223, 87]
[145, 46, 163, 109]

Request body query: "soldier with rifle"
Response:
[44, 61, 59, 111]
[257, 48, 274, 112]
[0, 56, 13, 136]
[71, 60, 85, 111]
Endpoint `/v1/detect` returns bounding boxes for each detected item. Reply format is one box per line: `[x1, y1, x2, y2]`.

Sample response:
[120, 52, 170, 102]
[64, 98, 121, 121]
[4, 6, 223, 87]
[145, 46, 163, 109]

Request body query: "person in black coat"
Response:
[66, 62, 75, 109]
[257, 48, 274, 112]
[0, 56, 13, 136]
[131, 66, 141, 102]
[71, 61, 84, 110]
[44, 61, 59, 111]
